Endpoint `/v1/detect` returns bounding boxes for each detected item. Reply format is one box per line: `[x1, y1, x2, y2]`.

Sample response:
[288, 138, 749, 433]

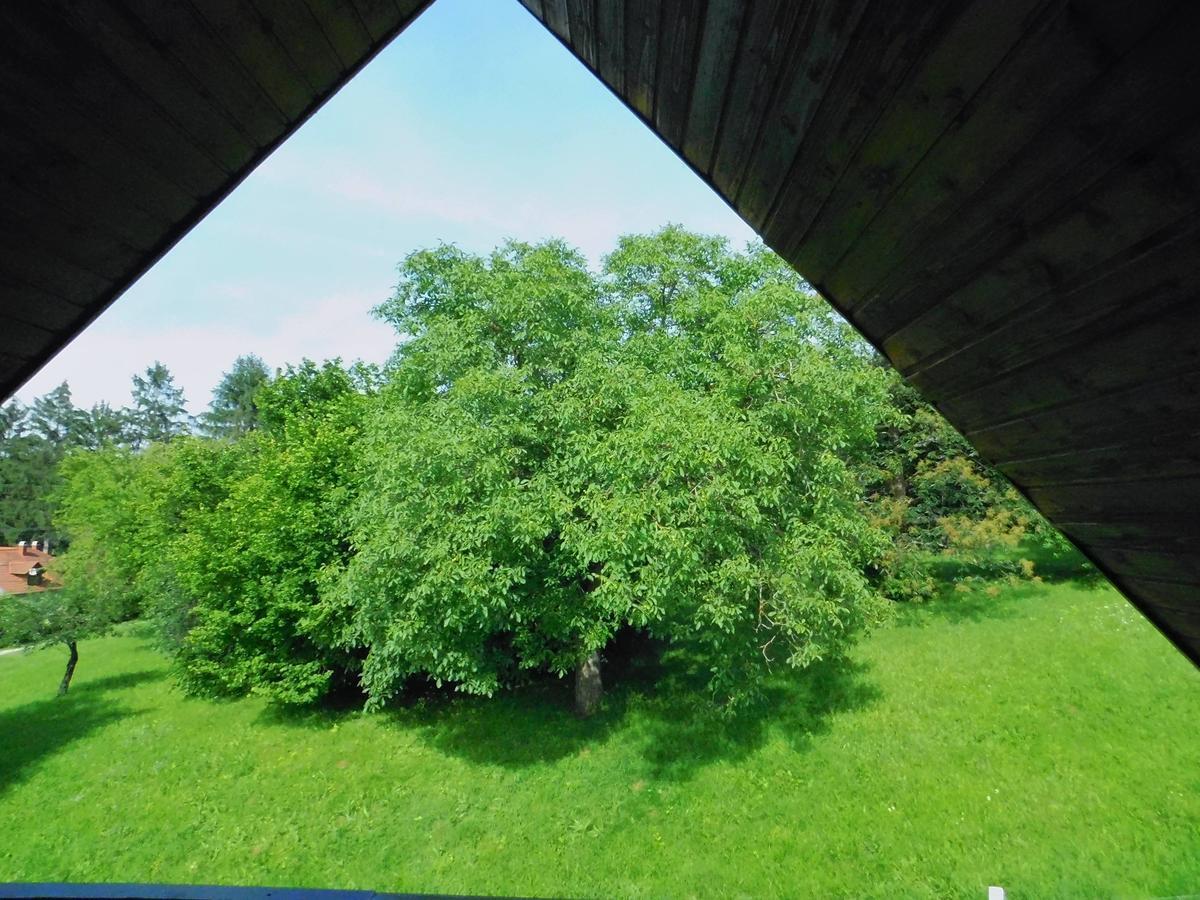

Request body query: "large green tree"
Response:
[330, 228, 892, 713]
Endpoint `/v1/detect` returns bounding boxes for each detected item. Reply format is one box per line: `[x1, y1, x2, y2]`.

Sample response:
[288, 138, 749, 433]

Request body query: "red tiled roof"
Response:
[0, 546, 57, 595]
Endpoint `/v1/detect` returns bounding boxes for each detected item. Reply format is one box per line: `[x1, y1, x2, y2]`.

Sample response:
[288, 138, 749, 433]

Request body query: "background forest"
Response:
[1, 228, 1067, 709]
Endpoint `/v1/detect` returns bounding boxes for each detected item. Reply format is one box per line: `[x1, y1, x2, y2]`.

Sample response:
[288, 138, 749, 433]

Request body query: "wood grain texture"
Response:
[651, 0, 704, 150]
[623, 0, 661, 121]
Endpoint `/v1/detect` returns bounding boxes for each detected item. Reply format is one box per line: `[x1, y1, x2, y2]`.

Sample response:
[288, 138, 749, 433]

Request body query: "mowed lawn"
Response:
[1, 577, 1198, 898]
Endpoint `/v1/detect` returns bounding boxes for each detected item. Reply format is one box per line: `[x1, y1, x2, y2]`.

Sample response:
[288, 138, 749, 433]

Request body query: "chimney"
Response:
[27, 563, 44, 587]
[18, 540, 28, 555]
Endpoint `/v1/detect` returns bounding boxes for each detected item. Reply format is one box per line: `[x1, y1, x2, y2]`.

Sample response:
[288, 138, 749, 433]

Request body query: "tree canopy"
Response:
[331, 228, 893, 708]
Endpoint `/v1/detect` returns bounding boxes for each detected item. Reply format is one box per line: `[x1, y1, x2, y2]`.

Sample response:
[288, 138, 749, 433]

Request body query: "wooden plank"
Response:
[1152, 607, 1200, 643]
[0, 315, 95, 403]
[566, 0, 597, 70]
[520, 0, 545, 24]
[1024, 477, 1200, 522]
[829, 0, 1187, 316]
[0, 95, 196, 228]
[940, 299, 1200, 432]
[304, 0, 373, 71]
[650, 0, 704, 150]
[249, 0, 343, 94]
[681, 0, 746, 174]
[879, 123, 1200, 374]
[0, 6, 228, 197]
[395, 1, 430, 25]
[2, 183, 145, 283]
[192, 0, 319, 121]
[759, 0, 957, 258]
[822, 1, 1118, 297]
[844, 4, 1200, 339]
[117, 0, 288, 147]
[1120, 578, 1200, 616]
[0, 351, 36, 382]
[734, 0, 870, 229]
[593, 0, 625, 95]
[1059, 517, 1200, 554]
[1004, 429, 1200, 489]
[1093, 547, 1200, 587]
[967, 370, 1200, 464]
[0, 331, 57, 372]
[0, 222, 116, 306]
[908, 220, 1200, 400]
[51, 0, 259, 176]
[709, 1, 806, 202]
[2, 317, 60, 348]
[0, 299, 84, 336]
[0, 275, 87, 333]
[623, 0, 661, 121]
[0, 129, 169, 251]
[541, 0, 570, 41]
[349, 0, 406, 43]
[795, 0, 1051, 287]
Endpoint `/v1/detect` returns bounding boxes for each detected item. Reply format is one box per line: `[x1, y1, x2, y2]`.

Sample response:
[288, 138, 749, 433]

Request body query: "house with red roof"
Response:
[0, 541, 57, 595]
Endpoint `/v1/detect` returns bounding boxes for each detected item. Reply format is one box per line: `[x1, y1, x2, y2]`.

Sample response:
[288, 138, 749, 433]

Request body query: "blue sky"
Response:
[19, 0, 755, 414]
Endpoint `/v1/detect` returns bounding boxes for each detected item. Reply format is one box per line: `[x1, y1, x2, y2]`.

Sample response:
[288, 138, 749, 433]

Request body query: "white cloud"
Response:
[259, 149, 756, 266]
[17, 292, 398, 415]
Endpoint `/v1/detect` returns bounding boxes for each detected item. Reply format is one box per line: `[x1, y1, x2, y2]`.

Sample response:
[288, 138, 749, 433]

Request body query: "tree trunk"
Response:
[57, 641, 78, 697]
[887, 427, 908, 501]
[574, 650, 602, 718]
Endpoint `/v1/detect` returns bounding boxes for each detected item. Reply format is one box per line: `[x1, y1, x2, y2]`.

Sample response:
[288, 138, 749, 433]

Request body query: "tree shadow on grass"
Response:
[256, 632, 881, 781]
[255, 627, 883, 781]
[379, 637, 882, 782]
[628, 654, 880, 781]
[893, 582, 1031, 627]
[0, 669, 161, 795]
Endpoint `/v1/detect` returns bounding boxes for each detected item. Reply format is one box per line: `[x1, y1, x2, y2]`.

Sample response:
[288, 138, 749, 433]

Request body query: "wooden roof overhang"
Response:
[2, 1, 1198, 664]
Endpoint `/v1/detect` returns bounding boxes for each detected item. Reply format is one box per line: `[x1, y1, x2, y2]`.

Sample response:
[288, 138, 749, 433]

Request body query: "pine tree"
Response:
[200, 355, 272, 438]
[0, 386, 83, 545]
[130, 362, 190, 446]
[29, 382, 86, 449]
[77, 402, 132, 449]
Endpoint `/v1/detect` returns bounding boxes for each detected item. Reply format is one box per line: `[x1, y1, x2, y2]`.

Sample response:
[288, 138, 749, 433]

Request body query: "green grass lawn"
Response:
[1, 576, 1198, 898]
